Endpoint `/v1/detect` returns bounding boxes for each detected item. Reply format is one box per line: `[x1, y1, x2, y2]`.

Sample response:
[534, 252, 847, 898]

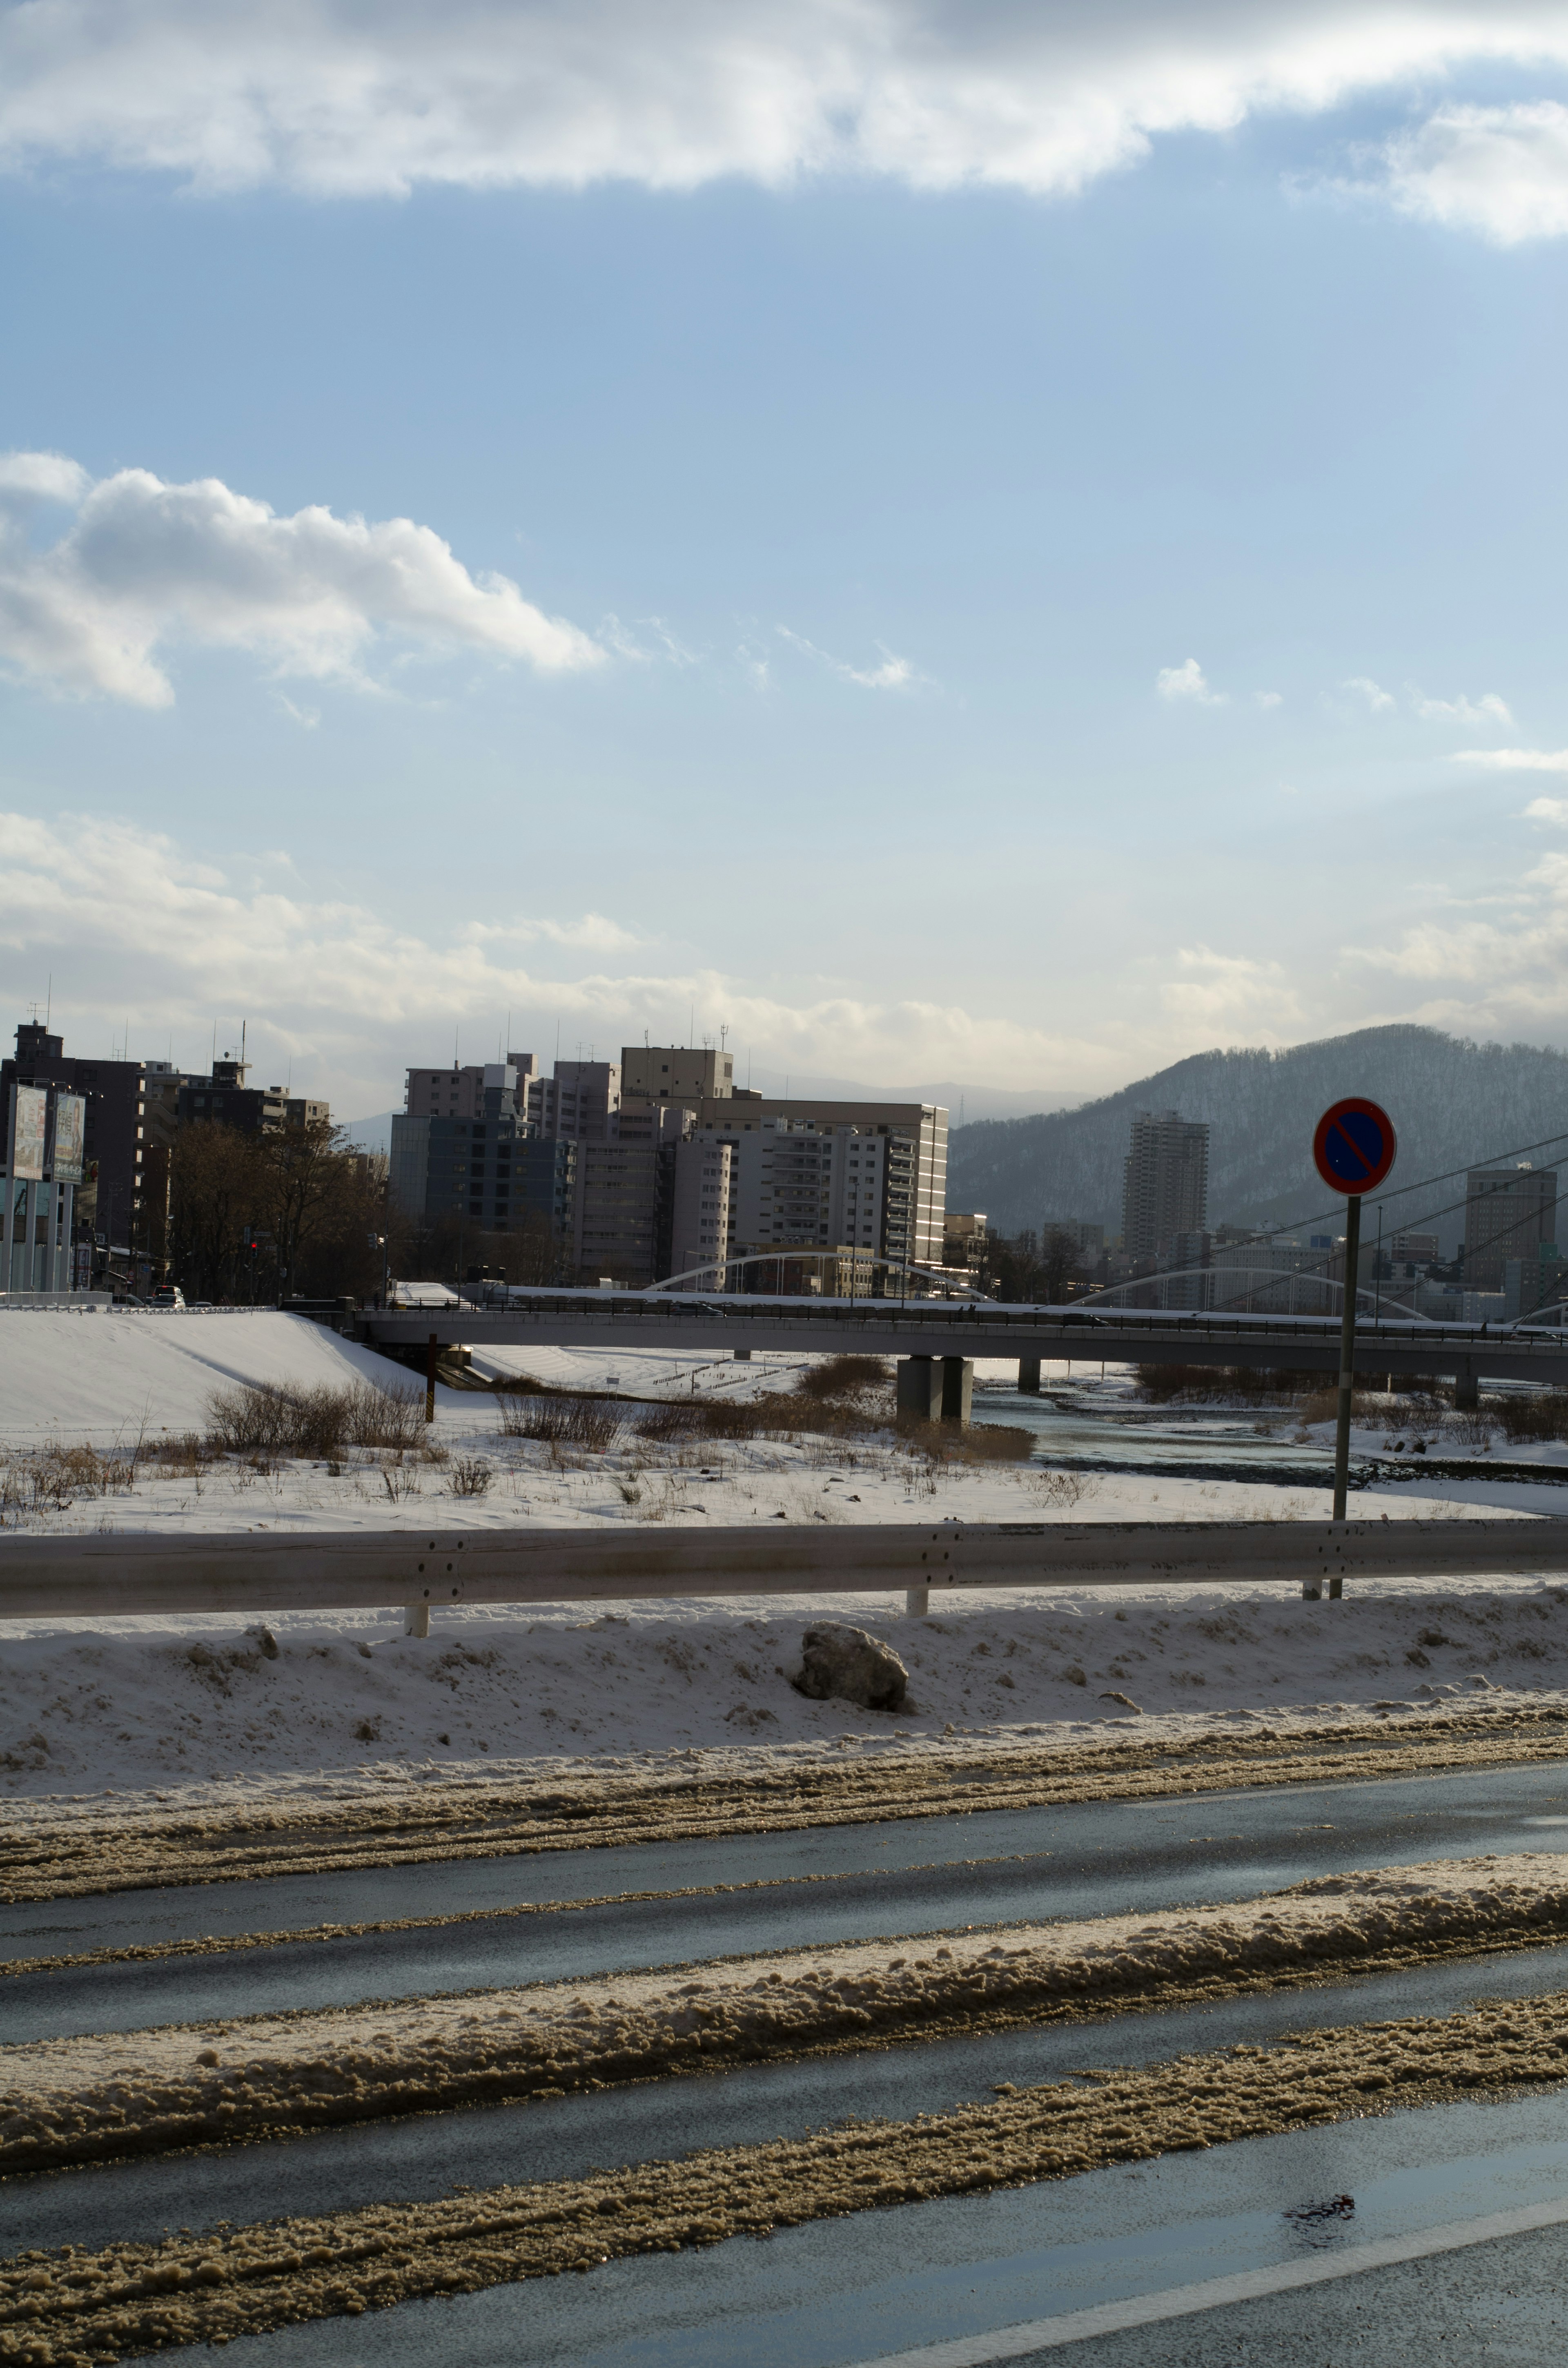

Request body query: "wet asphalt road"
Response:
[8, 1758, 1568, 2042]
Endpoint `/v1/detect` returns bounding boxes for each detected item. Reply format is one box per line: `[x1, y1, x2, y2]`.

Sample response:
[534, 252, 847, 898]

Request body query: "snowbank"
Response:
[3, 1579, 1566, 1798]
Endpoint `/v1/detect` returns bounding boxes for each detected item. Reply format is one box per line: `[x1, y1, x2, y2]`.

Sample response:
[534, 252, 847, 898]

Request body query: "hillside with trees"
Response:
[946, 1026, 1568, 1251]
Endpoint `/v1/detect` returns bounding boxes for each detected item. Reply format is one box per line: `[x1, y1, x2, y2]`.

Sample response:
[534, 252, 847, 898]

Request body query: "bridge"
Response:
[359, 1290, 1568, 1403]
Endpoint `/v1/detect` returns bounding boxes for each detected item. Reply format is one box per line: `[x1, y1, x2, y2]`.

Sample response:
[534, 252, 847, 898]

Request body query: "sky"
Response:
[8, 3, 1568, 1121]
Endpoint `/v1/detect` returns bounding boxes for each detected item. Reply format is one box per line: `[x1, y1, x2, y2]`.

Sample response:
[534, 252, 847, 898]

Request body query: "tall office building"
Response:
[1121, 1110, 1209, 1263]
[1465, 1162, 1557, 1291]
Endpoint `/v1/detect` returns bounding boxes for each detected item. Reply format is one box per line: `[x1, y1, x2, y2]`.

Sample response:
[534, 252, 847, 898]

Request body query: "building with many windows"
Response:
[1464, 1162, 1557, 1292]
[1121, 1110, 1209, 1263]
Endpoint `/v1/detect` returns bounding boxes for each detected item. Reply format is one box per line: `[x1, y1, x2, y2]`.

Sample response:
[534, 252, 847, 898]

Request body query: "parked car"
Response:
[151, 1284, 186, 1309]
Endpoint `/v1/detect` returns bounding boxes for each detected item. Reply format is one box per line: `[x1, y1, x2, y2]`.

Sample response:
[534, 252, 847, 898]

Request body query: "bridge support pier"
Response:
[896, 1356, 943, 1420]
[941, 1357, 973, 1425]
[1454, 1360, 1479, 1411]
[1019, 1355, 1042, 1393]
[733, 1348, 751, 1361]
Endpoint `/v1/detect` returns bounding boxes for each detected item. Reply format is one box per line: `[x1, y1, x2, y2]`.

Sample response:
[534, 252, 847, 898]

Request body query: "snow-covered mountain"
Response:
[945, 1026, 1568, 1251]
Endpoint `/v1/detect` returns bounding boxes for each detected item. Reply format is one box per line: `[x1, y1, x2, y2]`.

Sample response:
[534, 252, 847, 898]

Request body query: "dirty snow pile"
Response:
[9, 1852, 1568, 2176]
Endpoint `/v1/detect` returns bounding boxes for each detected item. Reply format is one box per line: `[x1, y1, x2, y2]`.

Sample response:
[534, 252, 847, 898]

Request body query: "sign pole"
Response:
[1331, 1191, 1361, 1549]
[1310, 1096, 1396, 1605]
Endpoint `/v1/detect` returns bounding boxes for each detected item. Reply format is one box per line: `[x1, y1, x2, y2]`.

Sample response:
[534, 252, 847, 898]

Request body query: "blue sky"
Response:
[7, 3, 1568, 1118]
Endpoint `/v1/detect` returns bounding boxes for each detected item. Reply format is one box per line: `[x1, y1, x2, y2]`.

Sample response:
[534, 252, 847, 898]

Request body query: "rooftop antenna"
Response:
[689, 1003, 694, 1048]
[45, 974, 51, 1027]
[241, 1019, 246, 1072]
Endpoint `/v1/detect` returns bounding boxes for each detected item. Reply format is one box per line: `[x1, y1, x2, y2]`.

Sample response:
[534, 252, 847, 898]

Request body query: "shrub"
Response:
[1492, 1391, 1568, 1443]
[498, 1391, 622, 1452]
[205, 1380, 425, 1460]
[450, 1456, 493, 1497]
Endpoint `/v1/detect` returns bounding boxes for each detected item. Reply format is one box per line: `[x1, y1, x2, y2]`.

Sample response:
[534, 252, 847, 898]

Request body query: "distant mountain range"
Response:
[944, 1026, 1568, 1253]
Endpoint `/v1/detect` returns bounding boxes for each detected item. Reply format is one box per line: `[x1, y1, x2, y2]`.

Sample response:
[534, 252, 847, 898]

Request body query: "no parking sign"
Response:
[1313, 1098, 1396, 1196]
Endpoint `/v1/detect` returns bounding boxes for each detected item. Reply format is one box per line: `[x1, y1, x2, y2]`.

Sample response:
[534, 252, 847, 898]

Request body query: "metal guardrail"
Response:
[2, 1519, 1565, 1626]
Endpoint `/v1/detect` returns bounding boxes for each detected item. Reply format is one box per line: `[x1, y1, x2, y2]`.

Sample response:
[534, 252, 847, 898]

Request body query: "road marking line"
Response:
[842, 2195, 1568, 2364]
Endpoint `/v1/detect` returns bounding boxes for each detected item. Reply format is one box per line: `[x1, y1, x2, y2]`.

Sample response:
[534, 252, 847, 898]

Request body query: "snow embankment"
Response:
[8, 1853, 1568, 2175]
[3, 1583, 1566, 1797]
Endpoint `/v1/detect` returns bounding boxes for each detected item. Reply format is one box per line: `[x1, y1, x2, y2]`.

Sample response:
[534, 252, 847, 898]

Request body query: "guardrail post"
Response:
[904, 1585, 929, 1617]
[405, 1600, 430, 1638]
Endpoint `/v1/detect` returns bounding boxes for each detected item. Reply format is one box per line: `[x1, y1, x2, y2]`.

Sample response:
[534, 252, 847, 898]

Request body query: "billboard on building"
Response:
[9, 1086, 47, 1180]
[51, 1093, 85, 1182]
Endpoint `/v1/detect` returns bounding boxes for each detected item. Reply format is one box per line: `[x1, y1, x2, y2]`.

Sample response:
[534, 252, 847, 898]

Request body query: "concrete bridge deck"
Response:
[359, 1293, 1568, 1390]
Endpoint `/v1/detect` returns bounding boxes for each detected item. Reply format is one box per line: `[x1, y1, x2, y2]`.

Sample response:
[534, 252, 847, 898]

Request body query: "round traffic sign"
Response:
[1313, 1098, 1396, 1195]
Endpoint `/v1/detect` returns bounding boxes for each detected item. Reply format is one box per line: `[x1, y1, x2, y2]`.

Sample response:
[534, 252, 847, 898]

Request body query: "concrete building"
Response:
[2, 1020, 179, 1281]
[619, 1044, 737, 1103]
[1, 1049, 88, 1294]
[622, 1095, 946, 1271]
[528, 1059, 622, 1143]
[405, 1055, 539, 1121]
[176, 1057, 330, 1136]
[1464, 1162, 1557, 1292]
[666, 1135, 735, 1286]
[1121, 1110, 1209, 1263]
[390, 1061, 575, 1242]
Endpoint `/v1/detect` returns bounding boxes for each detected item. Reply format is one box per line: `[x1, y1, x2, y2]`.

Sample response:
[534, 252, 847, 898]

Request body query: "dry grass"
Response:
[792, 1353, 891, 1401]
[1493, 1390, 1568, 1443]
[0, 1442, 139, 1521]
[205, 1380, 425, 1460]
[497, 1390, 622, 1452]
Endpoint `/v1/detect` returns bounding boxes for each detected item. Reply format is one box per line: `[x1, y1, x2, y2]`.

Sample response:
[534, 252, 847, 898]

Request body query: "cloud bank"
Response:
[0, 453, 599, 706]
[4, 1, 1568, 227]
[0, 809, 1112, 1113]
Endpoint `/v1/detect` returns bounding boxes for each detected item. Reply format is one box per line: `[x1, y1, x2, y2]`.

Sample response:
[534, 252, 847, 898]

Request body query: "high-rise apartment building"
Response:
[405, 1055, 539, 1121]
[1121, 1110, 1209, 1262]
[390, 1060, 574, 1244]
[528, 1059, 621, 1142]
[1465, 1162, 1558, 1291]
[666, 1136, 735, 1285]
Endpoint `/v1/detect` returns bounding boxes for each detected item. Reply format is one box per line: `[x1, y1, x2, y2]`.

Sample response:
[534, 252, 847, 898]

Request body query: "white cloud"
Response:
[1524, 796, 1568, 824]
[5, 4, 1568, 202]
[1255, 689, 1283, 709]
[1411, 687, 1514, 726]
[1454, 746, 1568, 771]
[0, 808, 1118, 1114]
[1160, 943, 1303, 1035]
[776, 625, 918, 691]
[1343, 675, 1396, 711]
[0, 451, 601, 707]
[1380, 101, 1568, 244]
[1156, 658, 1226, 706]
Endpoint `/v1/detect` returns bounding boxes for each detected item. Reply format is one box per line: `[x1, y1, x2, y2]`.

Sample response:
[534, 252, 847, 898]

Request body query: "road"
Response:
[10, 1759, 1568, 2364]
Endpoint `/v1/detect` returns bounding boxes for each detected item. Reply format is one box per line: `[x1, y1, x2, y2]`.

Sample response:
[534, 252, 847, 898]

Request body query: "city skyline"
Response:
[9, 7, 1568, 1113]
